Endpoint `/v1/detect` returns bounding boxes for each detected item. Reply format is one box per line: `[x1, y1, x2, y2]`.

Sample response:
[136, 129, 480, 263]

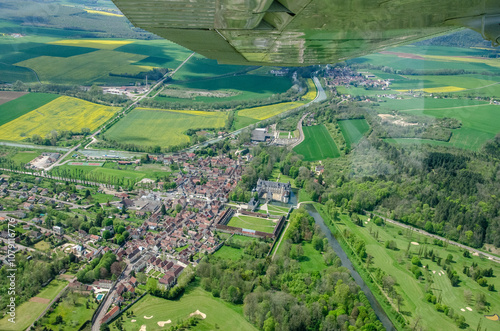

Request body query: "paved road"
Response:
[288, 112, 309, 150]
[92, 264, 132, 331]
[369, 211, 500, 264]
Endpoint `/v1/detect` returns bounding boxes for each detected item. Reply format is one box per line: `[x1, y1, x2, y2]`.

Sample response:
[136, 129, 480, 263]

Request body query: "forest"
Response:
[195, 209, 384, 331]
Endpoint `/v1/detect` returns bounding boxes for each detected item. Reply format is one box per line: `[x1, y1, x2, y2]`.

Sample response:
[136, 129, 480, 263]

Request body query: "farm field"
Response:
[0, 91, 27, 105]
[338, 119, 370, 148]
[227, 215, 276, 234]
[0, 279, 68, 330]
[104, 108, 227, 147]
[403, 104, 500, 150]
[53, 164, 145, 184]
[0, 34, 193, 85]
[0, 96, 118, 141]
[294, 124, 340, 161]
[171, 74, 293, 102]
[108, 289, 257, 331]
[9, 150, 43, 164]
[377, 97, 489, 112]
[0, 93, 59, 126]
[319, 206, 500, 331]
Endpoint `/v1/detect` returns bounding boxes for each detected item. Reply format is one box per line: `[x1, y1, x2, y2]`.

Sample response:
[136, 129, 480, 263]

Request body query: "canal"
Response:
[305, 204, 395, 331]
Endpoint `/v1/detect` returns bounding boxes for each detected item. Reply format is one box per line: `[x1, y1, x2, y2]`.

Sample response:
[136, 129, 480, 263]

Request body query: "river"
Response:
[304, 204, 395, 331]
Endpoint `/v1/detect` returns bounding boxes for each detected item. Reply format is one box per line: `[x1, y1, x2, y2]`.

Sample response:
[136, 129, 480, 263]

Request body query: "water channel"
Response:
[304, 204, 395, 330]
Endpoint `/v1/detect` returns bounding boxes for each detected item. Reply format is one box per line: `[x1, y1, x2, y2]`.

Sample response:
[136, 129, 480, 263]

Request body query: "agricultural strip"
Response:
[104, 108, 227, 147]
[294, 124, 340, 161]
[338, 119, 370, 148]
[0, 279, 68, 331]
[0, 96, 118, 141]
[0, 93, 59, 126]
[108, 290, 257, 331]
[48, 39, 133, 50]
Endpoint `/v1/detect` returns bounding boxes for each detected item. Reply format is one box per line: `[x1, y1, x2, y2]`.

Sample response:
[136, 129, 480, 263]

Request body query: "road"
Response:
[288, 112, 309, 149]
[92, 264, 132, 331]
[369, 211, 500, 264]
[186, 76, 327, 152]
[84, 52, 195, 151]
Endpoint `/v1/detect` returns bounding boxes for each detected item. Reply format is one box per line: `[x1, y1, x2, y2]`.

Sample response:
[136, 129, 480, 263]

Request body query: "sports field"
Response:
[294, 125, 340, 161]
[108, 290, 256, 331]
[0, 279, 68, 331]
[319, 206, 500, 331]
[338, 119, 370, 148]
[0, 93, 59, 126]
[105, 108, 227, 147]
[227, 215, 277, 234]
[0, 96, 118, 141]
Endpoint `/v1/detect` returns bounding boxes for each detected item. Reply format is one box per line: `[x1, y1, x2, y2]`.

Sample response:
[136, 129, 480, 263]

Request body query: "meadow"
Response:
[227, 215, 277, 233]
[0, 93, 59, 126]
[338, 119, 370, 148]
[0, 279, 68, 331]
[377, 97, 489, 112]
[38, 291, 97, 331]
[294, 124, 340, 161]
[104, 108, 227, 147]
[401, 104, 500, 150]
[318, 205, 500, 331]
[213, 245, 246, 260]
[0, 96, 118, 141]
[108, 289, 256, 331]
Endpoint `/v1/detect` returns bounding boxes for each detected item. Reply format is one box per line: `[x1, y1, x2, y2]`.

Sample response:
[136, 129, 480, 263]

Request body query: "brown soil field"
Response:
[0, 91, 28, 105]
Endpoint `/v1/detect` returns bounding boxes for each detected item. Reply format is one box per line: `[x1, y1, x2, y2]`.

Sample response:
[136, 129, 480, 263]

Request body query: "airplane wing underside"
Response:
[112, 0, 500, 66]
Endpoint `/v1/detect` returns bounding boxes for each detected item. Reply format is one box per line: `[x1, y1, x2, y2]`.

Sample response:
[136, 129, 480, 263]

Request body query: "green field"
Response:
[39, 292, 96, 330]
[213, 246, 246, 260]
[338, 119, 370, 148]
[320, 207, 500, 331]
[105, 108, 227, 147]
[390, 104, 500, 150]
[0, 93, 59, 126]
[294, 124, 340, 161]
[9, 150, 43, 164]
[108, 289, 256, 331]
[227, 215, 276, 234]
[0, 279, 68, 331]
[377, 97, 489, 112]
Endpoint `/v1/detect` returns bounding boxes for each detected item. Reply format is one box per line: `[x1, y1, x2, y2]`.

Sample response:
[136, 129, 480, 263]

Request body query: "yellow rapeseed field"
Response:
[302, 79, 317, 101]
[238, 78, 317, 120]
[0, 96, 118, 141]
[396, 86, 466, 93]
[85, 9, 124, 17]
[49, 39, 133, 50]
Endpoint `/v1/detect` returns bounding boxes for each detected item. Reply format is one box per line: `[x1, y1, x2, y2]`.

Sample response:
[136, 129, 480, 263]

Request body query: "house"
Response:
[53, 226, 64, 235]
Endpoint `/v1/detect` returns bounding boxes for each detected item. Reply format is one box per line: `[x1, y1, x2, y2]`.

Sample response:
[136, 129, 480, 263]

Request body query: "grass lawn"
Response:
[294, 124, 340, 161]
[227, 215, 276, 233]
[0, 93, 59, 126]
[213, 245, 245, 260]
[0, 279, 68, 330]
[40, 292, 97, 330]
[105, 108, 226, 147]
[108, 288, 257, 331]
[9, 150, 43, 164]
[294, 242, 327, 273]
[34, 240, 51, 251]
[338, 119, 370, 148]
[318, 205, 500, 331]
[269, 168, 297, 188]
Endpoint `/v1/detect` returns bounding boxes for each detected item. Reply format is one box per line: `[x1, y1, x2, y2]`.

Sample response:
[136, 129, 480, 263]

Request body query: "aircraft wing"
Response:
[111, 0, 500, 65]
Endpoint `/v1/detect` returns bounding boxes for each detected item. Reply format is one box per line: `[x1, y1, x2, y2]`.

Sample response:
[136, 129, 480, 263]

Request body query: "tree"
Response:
[103, 230, 112, 240]
[111, 262, 122, 277]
